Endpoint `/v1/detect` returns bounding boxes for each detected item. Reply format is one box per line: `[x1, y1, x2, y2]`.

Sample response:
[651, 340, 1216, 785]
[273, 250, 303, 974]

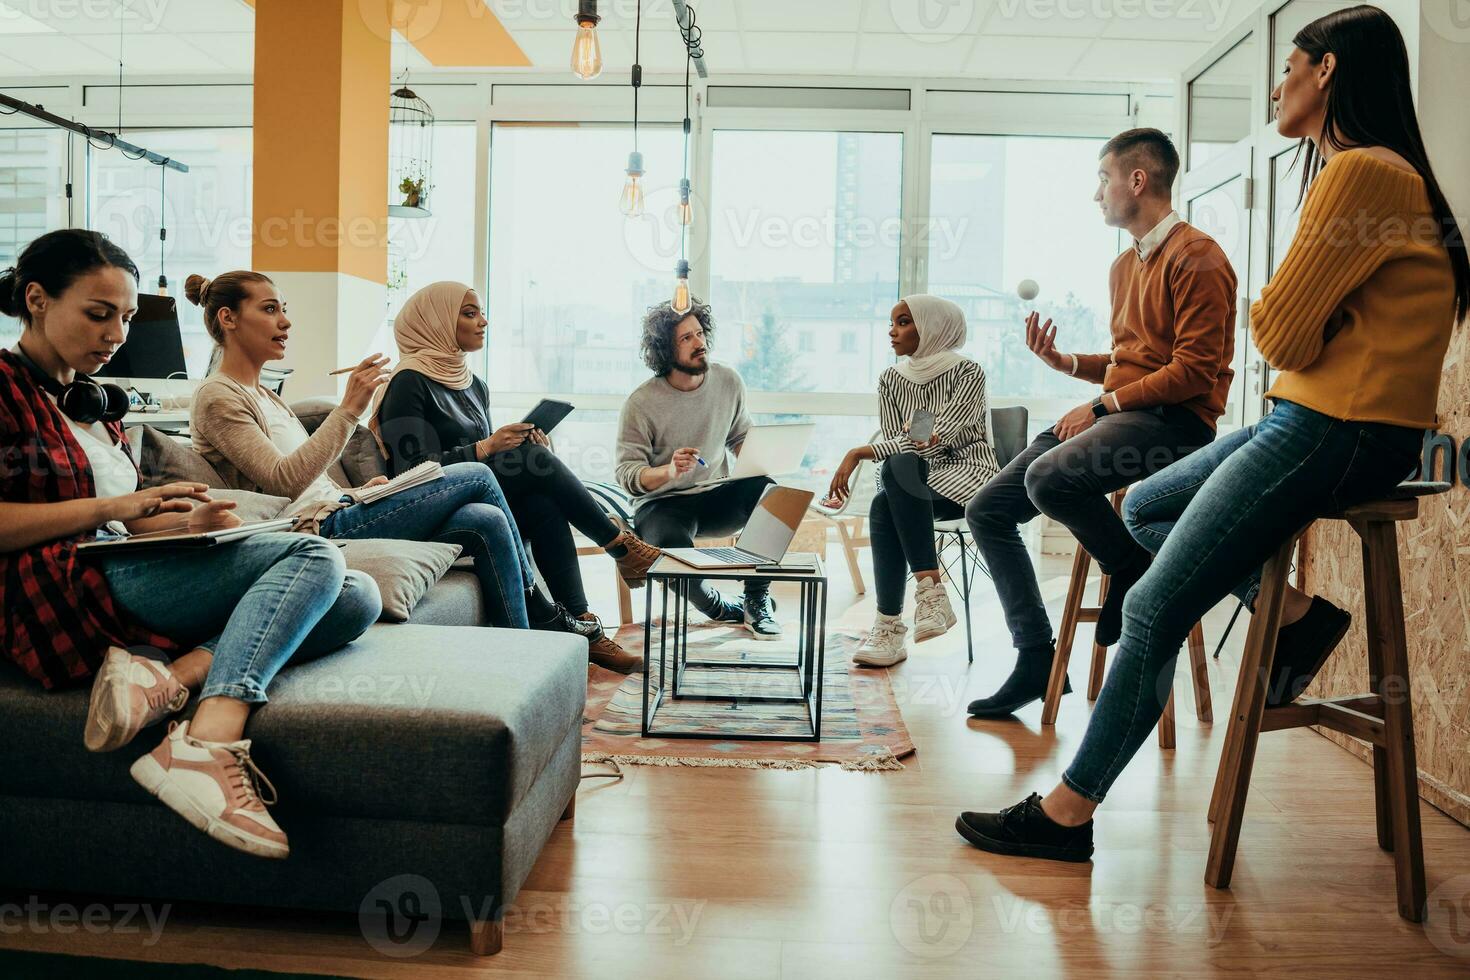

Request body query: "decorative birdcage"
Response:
[388, 85, 434, 218]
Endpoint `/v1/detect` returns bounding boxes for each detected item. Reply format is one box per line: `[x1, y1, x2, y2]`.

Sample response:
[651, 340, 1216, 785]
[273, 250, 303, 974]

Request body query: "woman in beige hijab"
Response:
[187, 271, 534, 632]
[370, 281, 658, 673]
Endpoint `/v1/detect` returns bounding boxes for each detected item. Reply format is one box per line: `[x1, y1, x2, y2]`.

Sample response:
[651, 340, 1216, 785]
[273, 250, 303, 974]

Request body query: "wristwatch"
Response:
[1090, 396, 1109, 420]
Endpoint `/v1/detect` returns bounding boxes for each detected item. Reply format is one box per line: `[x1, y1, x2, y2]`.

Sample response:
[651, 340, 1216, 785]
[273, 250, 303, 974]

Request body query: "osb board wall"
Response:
[1301, 323, 1470, 828]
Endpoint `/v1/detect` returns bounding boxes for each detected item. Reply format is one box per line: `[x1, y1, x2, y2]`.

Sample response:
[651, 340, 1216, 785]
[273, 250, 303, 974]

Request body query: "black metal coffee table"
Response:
[641, 554, 828, 741]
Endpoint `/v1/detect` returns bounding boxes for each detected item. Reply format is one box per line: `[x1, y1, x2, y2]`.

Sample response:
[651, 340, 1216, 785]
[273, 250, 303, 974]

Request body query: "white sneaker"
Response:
[84, 647, 188, 753]
[853, 616, 909, 667]
[913, 578, 957, 643]
[130, 721, 289, 860]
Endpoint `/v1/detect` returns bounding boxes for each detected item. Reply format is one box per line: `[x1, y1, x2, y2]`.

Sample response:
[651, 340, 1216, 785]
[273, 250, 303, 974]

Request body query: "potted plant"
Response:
[398, 172, 426, 209]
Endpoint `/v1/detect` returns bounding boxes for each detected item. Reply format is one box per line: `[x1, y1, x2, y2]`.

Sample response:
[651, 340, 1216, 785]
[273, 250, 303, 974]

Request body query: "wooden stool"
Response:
[1041, 488, 1213, 750]
[1205, 494, 1427, 922]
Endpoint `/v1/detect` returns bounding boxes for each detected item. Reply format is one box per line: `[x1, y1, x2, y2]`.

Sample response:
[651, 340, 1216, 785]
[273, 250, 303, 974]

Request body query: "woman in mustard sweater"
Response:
[956, 4, 1469, 862]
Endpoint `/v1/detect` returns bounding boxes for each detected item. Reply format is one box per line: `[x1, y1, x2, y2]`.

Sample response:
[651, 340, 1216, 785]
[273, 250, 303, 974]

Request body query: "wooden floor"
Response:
[5, 551, 1469, 978]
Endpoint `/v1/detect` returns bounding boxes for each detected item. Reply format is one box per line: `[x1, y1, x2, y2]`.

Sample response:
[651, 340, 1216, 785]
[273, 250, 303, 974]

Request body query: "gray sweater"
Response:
[615, 362, 751, 508]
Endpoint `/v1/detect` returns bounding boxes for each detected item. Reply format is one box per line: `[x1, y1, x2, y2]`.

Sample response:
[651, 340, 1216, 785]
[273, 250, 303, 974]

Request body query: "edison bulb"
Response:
[620, 151, 646, 218]
[677, 178, 693, 226]
[570, 19, 602, 79]
[672, 259, 691, 314]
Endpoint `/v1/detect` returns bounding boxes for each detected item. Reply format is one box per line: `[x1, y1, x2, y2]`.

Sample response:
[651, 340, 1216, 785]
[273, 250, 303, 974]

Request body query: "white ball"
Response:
[1017, 279, 1040, 301]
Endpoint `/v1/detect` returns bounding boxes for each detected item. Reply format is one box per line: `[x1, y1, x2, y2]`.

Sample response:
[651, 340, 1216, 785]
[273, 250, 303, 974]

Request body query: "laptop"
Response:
[706, 422, 815, 485]
[95, 294, 188, 381]
[77, 517, 299, 557]
[663, 486, 815, 569]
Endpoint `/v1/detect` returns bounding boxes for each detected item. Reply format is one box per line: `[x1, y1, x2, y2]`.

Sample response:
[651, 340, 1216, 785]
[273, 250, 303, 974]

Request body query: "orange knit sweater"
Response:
[1254, 149, 1457, 428]
[1073, 221, 1238, 430]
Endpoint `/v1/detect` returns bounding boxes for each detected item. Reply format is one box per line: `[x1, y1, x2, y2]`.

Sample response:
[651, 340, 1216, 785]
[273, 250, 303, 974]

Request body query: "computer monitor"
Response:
[95, 293, 188, 380]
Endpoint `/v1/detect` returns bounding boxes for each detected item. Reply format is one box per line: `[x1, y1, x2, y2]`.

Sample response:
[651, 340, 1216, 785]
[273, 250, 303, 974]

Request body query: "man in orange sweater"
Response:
[966, 128, 1237, 718]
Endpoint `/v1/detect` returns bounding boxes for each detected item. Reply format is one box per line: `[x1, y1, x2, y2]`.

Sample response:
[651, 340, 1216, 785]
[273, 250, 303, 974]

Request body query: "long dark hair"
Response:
[1291, 4, 1469, 322]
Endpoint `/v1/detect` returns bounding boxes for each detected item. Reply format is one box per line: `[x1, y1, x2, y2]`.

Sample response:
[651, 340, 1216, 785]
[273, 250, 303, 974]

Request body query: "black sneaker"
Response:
[956, 793, 1094, 863]
[1267, 597, 1351, 706]
[743, 592, 781, 641]
[701, 592, 745, 625]
[533, 602, 604, 642]
[966, 648, 1070, 718]
[1095, 548, 1149, 648]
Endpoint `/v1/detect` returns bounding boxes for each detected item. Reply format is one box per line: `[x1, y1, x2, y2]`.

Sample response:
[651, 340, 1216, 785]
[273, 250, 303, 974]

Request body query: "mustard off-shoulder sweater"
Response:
[1254, 149, 1458, 428]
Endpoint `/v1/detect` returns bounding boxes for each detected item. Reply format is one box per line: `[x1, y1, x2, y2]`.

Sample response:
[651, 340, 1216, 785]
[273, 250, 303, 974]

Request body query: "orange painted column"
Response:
[251, 0, 390, 398]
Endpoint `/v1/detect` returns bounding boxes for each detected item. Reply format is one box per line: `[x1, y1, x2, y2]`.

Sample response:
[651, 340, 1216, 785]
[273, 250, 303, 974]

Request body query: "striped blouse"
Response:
[870, 360, 999, 505]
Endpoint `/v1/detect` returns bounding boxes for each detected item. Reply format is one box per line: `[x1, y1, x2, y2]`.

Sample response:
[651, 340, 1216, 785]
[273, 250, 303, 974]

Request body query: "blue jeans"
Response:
[965, 406, 1213, 656]
[1061, 400, 1422, 803]
[319, 461, 531, 629]
[100, 533, 382, 703]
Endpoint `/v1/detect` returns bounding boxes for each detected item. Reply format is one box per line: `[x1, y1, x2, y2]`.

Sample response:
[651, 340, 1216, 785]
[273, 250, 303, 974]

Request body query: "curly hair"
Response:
[640, 299, 715, 376]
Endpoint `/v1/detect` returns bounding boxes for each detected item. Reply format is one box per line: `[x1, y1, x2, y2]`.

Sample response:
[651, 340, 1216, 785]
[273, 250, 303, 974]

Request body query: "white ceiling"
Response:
[0, 0, 1255, 82]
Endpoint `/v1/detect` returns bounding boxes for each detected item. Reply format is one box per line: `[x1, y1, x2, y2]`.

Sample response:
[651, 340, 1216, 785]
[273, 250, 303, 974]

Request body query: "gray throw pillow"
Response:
[337, 539, 463, 622]
[128, 425, 225, 489]
[206, 488, 290, 523]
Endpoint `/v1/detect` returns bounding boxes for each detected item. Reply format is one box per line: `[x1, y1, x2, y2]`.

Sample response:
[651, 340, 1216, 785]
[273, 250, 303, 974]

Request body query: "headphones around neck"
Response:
[11, 342, 130, 425]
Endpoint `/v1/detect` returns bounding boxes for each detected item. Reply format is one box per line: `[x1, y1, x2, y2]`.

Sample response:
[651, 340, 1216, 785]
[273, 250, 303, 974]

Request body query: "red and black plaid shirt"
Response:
[0, 350, 177, 689]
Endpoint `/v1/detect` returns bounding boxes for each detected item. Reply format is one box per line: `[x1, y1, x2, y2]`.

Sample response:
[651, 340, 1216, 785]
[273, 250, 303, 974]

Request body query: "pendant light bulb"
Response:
[620, 151, 646, 218]
[570, 10, 602, 80]
[677, 177, 693, 226]
[672, 259, 692, 315]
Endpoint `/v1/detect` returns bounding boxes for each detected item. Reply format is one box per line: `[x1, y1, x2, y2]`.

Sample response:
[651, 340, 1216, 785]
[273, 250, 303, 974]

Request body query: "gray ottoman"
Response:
[0, 624, 587, 955]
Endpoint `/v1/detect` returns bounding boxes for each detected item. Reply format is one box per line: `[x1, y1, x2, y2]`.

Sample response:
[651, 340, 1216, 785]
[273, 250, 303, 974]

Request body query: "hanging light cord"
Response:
[631, 0, 642, 153]
[680, 50, 691, 263]
[157, 161, 168, 291]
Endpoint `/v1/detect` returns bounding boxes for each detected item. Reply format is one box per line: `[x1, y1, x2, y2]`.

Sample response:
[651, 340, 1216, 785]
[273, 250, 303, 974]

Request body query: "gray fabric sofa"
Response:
[0, 400, 587, 955]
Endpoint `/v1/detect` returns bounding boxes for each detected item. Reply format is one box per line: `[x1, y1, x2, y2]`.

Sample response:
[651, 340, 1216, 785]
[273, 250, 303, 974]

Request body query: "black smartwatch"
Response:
[1090, 396, 1109, 420]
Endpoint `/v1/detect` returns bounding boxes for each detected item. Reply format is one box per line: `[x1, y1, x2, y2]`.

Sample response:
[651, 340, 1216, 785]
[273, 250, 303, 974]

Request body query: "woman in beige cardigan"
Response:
[186, 270, 535, 630]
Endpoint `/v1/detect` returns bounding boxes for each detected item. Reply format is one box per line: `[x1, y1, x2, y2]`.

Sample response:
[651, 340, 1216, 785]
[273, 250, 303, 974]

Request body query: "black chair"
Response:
[934, 405, 1028, 664]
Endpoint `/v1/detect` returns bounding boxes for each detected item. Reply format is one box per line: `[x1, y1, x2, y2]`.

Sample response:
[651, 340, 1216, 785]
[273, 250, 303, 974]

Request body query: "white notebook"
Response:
[345, 461, 444, 506]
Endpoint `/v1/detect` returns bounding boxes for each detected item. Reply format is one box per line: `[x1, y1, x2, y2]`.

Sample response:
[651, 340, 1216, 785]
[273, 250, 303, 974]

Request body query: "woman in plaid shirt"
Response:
[0, 230, 380, 860]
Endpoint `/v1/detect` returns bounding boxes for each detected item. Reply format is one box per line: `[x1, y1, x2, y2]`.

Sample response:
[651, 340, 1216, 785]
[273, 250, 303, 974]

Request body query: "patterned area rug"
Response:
[581, 624, 915, 771]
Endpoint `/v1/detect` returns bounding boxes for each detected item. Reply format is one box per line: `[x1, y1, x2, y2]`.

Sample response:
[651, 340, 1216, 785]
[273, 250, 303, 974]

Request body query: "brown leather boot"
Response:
[580, 614, 642, 674]
[607, 530, 661, 588]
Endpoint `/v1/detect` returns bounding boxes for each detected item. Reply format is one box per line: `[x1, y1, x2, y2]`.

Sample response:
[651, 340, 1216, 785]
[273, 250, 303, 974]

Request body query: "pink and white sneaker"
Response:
[130, 721, 290, 860]
[84, 647, 189, 753]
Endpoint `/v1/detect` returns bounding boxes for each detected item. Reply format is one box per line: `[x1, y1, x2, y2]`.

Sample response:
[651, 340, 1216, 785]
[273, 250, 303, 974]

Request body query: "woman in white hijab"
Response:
[370, 281, 661, 673]
[826, 295, 1000, 667]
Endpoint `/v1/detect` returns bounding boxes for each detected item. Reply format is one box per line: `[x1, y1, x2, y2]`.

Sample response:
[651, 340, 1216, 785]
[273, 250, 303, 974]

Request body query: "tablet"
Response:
[522, 399, 574, 434]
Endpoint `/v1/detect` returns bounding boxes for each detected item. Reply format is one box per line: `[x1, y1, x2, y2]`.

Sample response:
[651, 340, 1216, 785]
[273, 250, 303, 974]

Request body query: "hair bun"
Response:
[0, 266, 18, 318]
[183, 273, 211, 307]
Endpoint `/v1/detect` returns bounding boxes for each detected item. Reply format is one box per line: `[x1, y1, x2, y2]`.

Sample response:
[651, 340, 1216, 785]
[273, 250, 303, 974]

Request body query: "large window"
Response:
[927, 134, 1118, 402]
[377, 122, 480, 361]
[1188, 33, 1256, 169]
[87, 128, 253, 378]
[487, 122, 684, 398]
[708, 130, 903, 396]
[0, 129, 66, 347]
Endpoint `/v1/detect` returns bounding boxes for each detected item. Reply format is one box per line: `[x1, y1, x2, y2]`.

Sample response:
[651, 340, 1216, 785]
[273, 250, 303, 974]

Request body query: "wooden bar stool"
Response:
[1041, 488, 1213, 750]
[1205, 489, 1437, 922]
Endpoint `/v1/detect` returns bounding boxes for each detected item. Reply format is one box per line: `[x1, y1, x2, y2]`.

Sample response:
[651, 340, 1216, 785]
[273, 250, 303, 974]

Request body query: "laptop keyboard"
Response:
[701, 547, 761, 562]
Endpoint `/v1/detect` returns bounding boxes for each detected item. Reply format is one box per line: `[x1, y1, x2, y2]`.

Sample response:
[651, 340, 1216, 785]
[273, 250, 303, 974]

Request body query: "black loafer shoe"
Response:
[956, 792, 1094, 863]
[1267, 597, 1351, 706]
[967, 654, 1072, 718]
[1095, 550, 1150, 648]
